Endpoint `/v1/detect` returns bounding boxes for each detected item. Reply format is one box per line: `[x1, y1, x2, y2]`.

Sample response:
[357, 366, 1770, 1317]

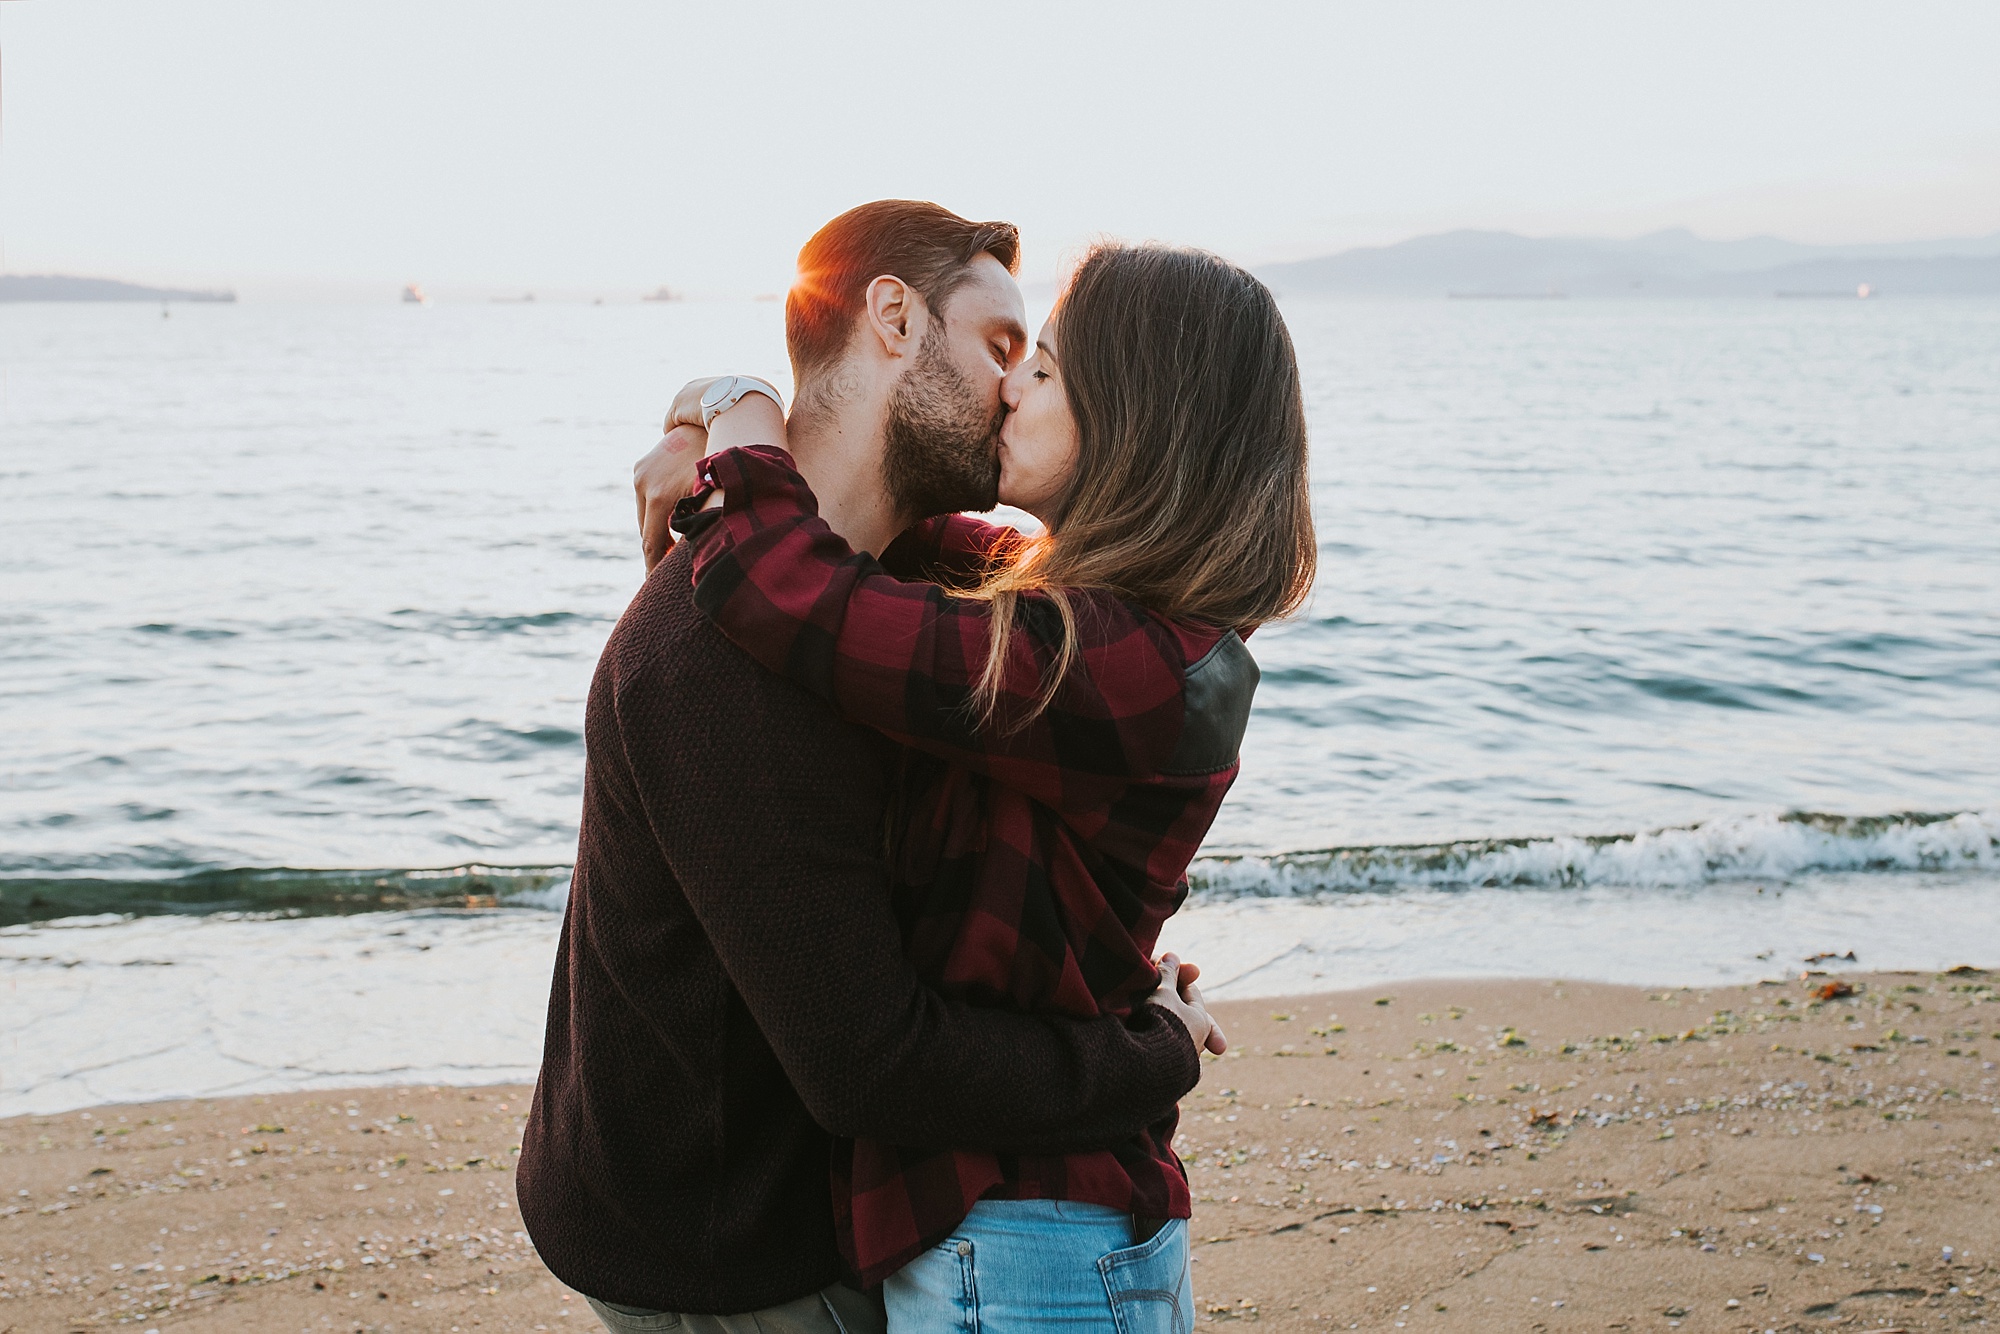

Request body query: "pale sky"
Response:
[4, 0, 1997, 298]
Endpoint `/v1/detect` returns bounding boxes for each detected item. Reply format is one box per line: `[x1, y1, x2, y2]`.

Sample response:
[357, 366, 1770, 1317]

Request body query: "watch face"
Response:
[700, 378, 735, 410]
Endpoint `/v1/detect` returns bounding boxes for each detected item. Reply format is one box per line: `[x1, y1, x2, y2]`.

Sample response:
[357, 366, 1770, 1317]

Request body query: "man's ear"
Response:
[861, 275, 926, 359]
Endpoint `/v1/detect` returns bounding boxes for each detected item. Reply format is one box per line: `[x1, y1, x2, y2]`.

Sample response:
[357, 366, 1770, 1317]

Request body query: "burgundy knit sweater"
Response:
[515, 545, 1202, 1315]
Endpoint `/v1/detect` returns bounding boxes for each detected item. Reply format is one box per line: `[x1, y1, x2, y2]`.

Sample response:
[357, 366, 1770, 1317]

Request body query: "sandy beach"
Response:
[6, 969, 1996, 1332]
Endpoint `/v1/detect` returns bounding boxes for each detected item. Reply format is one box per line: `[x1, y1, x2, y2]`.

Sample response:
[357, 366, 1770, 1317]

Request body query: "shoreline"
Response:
[7, 970, 1997, 1330]
[10, 866, 2000, 1119]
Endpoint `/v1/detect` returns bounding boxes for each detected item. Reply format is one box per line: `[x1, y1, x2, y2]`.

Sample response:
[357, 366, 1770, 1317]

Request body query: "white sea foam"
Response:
[509, 873, 573, 912]
[0, 909, 558, 1118]
[1189, 809, 2000, 897]
[10, 863, 1998, 1115]
[1162, 865, 2000, 1000]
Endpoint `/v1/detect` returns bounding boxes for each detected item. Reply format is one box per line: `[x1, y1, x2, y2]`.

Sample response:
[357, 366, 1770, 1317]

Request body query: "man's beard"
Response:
[881, 324, 1004, 521]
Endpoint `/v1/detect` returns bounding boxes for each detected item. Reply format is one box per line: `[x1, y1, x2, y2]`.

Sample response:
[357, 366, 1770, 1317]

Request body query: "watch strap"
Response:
[698, 375, 786, 429]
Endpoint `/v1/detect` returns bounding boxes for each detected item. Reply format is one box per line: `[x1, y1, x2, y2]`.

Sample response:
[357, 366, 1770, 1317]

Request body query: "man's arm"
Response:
[619, 633, 1205, 1150]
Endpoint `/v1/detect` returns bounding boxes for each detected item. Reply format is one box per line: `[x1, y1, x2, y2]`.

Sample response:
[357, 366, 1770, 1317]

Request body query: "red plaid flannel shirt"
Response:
[671, 445, 1246, 1285]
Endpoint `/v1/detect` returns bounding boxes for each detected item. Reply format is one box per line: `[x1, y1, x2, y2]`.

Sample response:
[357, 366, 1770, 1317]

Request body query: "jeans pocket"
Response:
[585, 1296, 683, 1331]
[1097, 1218, 1192, 1334]
[883, 1237, 978, 1334]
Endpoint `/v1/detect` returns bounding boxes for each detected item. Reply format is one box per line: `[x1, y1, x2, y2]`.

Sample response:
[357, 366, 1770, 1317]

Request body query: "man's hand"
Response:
[1147, 953, 1227, 1056]
[634, 423, 710, 572]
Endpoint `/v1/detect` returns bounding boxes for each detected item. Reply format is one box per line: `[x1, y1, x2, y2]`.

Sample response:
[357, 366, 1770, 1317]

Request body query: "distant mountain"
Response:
[0, 274, 236, 303]
[1681, 254, 2000, 297]
[1258, 229, 2000, 298]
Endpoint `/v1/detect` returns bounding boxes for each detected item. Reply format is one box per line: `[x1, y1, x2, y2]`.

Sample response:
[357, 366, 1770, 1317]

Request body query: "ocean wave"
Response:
[0, 865, 571, 928]
[1188, 809, 2000, 898]
[5, 810, 1994, 927]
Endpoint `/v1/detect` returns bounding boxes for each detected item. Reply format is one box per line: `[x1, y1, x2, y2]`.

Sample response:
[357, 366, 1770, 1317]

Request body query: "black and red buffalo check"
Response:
[674, 445, 1241, 1285]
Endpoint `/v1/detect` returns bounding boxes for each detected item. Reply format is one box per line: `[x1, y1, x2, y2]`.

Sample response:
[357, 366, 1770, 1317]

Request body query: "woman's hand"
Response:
[1148, 953, 1228, 1056]
[634, 423, 710, 571]
[666, 377, 728, 432]
[636, 376, 794, 570]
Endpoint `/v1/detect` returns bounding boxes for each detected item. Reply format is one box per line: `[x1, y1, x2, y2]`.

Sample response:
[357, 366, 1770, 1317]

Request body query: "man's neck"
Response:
[784, 400, 908, 557]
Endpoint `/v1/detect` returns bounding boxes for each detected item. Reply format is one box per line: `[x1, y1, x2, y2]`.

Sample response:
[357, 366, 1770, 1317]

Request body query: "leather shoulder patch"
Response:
[1162, 632, 1259, 775]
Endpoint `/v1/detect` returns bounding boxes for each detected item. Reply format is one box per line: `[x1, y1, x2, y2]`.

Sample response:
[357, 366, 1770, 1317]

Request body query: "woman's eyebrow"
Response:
[1035, 337, 1056, 362]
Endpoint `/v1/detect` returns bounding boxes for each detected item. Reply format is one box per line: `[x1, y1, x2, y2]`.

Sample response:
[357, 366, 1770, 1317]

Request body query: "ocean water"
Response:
[4, 297, 1997, 1113]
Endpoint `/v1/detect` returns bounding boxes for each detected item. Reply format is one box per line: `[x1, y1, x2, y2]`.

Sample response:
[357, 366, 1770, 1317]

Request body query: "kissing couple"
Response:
[518, 200, 1316, 1333]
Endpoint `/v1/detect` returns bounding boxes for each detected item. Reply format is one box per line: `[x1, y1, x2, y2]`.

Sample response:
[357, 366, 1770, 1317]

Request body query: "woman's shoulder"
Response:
[1047, 594, 1256, 700]
[1067, 608, 1258, 775]
[1019, 587, 1238, 658]
[880, 514, 1026, 588]
[1162, 628, 1257, 774]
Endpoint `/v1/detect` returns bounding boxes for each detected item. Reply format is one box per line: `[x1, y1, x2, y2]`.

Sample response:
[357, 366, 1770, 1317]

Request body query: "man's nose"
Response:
[998, 367, 1025, 410]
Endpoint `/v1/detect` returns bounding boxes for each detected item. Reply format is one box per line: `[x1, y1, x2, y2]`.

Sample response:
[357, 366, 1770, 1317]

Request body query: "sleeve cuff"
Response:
[669, 491, 722, 540]
[1139, 1003, 1204, 1097]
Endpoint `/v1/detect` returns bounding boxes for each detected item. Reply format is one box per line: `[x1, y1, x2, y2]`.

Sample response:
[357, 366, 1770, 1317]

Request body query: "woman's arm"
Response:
[628, 396, 1018, 580]
[702, 392, 787, 455]
[879, 512, 1026, 588]
[671, 446, 1206, 814]
[632, 378, 790, 569]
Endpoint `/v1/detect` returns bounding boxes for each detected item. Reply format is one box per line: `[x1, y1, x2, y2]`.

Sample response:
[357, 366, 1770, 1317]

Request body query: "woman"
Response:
[668, 244, 1313, 1331]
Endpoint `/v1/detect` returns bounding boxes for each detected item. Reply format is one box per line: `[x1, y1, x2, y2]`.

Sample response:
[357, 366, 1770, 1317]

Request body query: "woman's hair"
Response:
[968, 243, 1317, 723]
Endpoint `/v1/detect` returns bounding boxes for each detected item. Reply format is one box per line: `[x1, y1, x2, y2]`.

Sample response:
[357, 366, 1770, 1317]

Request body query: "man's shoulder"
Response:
[603, 548, 882, 761]
[603, 546, 728, 685]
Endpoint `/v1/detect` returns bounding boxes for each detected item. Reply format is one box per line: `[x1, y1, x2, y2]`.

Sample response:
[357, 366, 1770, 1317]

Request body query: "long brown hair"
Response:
[968, 244, 1317, 723]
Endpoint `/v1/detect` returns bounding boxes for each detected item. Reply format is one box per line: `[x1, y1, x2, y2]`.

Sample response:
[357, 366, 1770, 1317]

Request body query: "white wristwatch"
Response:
[697, 375, 786, 429]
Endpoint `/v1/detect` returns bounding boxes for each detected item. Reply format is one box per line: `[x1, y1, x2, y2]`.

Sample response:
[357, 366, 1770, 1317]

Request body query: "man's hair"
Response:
[786, 200, 1020, 387]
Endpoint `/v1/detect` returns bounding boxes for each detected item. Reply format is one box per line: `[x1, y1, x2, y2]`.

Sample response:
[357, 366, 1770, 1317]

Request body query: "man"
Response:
[517, 201, 1220, 1334]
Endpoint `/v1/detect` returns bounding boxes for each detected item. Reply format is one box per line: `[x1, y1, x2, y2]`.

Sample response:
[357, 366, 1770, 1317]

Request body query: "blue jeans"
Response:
[883, 1200, 1192, 1334]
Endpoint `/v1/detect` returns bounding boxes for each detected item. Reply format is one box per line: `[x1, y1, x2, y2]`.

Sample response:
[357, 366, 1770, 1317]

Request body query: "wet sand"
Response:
[6, 970, 1997, 1331]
